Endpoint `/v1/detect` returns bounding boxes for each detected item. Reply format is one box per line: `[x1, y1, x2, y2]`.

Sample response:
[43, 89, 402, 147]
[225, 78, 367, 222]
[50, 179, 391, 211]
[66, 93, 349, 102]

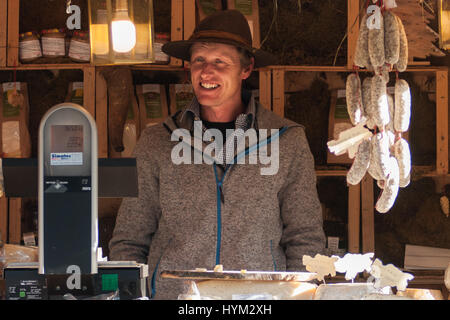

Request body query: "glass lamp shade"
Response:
[88, 0, 154, 65]
[439, 0, 450, 50]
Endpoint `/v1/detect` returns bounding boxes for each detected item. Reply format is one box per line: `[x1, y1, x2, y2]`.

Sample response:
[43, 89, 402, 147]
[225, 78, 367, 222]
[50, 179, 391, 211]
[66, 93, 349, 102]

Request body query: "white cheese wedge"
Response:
[314, 283, 381, 300]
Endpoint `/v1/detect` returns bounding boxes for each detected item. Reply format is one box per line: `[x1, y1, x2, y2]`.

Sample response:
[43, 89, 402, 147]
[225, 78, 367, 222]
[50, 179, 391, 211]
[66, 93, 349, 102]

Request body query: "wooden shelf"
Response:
[0, 0, 448, 279]
[0, 63, 90, 70]
[266, 65, 448, 73]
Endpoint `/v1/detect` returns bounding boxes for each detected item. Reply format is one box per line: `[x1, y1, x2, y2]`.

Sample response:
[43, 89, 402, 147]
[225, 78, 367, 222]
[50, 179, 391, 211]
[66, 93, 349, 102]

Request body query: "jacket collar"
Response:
[178, 89, 256, 132]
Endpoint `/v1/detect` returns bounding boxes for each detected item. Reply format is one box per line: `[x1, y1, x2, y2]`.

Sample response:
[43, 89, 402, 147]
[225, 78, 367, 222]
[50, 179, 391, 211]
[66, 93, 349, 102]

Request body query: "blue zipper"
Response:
[213, 163, 223, 265]
[212, 126, 288, 266]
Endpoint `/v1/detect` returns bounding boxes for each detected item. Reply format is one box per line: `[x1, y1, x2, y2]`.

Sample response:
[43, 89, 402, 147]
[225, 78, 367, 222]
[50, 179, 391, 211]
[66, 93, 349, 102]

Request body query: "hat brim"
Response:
[162, 39, 277, 68]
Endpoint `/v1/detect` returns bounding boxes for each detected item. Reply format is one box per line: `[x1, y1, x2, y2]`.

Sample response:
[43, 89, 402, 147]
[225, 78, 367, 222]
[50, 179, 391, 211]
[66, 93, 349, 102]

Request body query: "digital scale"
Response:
[2, 103, 147, 300]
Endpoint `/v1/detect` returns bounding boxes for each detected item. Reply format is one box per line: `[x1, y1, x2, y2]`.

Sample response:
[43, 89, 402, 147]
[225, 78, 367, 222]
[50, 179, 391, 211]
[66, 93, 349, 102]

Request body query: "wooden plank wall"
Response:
[361, 174, 374, 253]
[348, 184, 360, 253]
[436, 70, 449, 174]
[347, 0, 360, 69]
[7, 0, 18, 67]
[0, 0, 7, 67]
[96, 70, 108, 158]
[0, 197, 7, 244]
[258, 68, 271, 110]
[272, 70, 284, 116]
[0, 0, 6, 242]
[170, 0, 184, 66]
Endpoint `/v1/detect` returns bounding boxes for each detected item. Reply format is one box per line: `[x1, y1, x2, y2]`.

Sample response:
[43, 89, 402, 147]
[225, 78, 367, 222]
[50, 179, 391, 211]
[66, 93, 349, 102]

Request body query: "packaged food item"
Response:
[65, 82, 84, 106]
[41, 28, 66, 58]
[136, 84, 168, 130]
[153, 33, 170, 64]
[0, 82, 31, 158]
[169, 84, 194, 114]
[19, 32, 42, 63]
[121, 91, 140, 157]
[68, 31, 91, 63]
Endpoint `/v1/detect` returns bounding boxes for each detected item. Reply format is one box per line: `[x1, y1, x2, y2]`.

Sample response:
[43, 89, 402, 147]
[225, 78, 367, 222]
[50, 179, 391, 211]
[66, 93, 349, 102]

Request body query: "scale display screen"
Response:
[50, 125, 83, 166]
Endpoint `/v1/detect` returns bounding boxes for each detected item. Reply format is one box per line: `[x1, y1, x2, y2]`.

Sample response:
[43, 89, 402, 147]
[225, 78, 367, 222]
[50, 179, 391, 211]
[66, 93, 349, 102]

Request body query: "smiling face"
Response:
[189, 42, 253, 115]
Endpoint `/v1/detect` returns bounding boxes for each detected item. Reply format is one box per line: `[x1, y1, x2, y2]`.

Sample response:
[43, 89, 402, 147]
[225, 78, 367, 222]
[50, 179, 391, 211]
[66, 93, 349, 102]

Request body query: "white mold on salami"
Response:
[375, 157, 400, 213]
[362, 76, 376, 129]
[346, 73, 364, 125]
[347, 139, 371, 185]
[394, 79, 411, 132]
[368, 12, 385, 67]
[386, 94, 395, 133]
[380, 63, 391, 83]
[383, 10, 400, 65]
[371, 132, 391, 180]
[371, 75, 390, 129]
[354, 14, 372, 69]
[394, 138, 411, 188]
[394, 15, 408, 72]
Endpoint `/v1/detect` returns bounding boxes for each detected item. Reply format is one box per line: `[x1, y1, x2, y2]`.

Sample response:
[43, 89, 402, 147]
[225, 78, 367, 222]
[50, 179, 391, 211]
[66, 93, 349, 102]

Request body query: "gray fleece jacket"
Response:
[109, 93, 326, 300]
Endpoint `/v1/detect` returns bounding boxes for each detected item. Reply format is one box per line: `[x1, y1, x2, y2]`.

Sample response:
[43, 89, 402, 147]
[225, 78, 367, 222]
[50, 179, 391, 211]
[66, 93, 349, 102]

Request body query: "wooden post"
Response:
[272, 69, 284, 117]
[0, 197, 7, 244]
[183, 0, 196, 68]
[183, 0, 196, 40]
[170, 0, 184, 66]
[361, 174, 375, 253]
[436, 69, 448, 175]
[348, 183, 360, 253]
[0, 0, 7, 67]
[258, 68, 271, 110]
[347, 0, 360, 69]
[8, 198, 21, 244]
[95, 69, 108, 158]
[83, 66, 96, 118]
[7, 0, 19, 67]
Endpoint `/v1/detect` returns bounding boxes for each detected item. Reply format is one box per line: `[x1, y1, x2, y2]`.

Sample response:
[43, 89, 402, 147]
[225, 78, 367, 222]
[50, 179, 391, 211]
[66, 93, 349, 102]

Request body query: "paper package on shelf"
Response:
[0, 82, 32, 158]
[136, 84, 168, 130]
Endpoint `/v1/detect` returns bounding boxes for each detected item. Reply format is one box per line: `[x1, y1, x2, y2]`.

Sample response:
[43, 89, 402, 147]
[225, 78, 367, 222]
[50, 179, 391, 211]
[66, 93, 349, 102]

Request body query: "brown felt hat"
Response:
[162, 10, 277, 68]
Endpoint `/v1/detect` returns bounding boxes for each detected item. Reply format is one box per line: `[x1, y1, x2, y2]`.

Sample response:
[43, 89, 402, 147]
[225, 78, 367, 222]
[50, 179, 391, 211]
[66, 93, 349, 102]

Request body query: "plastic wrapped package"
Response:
[179, 279, 317, 300]
[121, 92, 140, 157]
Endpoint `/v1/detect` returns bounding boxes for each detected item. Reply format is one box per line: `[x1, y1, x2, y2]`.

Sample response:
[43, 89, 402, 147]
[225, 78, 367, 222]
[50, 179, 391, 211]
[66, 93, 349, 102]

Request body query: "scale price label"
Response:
[51, 152, 83, 166]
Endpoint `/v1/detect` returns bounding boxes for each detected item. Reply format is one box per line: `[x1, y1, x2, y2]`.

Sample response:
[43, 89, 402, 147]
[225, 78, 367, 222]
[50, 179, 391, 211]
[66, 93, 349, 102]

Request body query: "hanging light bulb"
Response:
[111, 0, 136, 53]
